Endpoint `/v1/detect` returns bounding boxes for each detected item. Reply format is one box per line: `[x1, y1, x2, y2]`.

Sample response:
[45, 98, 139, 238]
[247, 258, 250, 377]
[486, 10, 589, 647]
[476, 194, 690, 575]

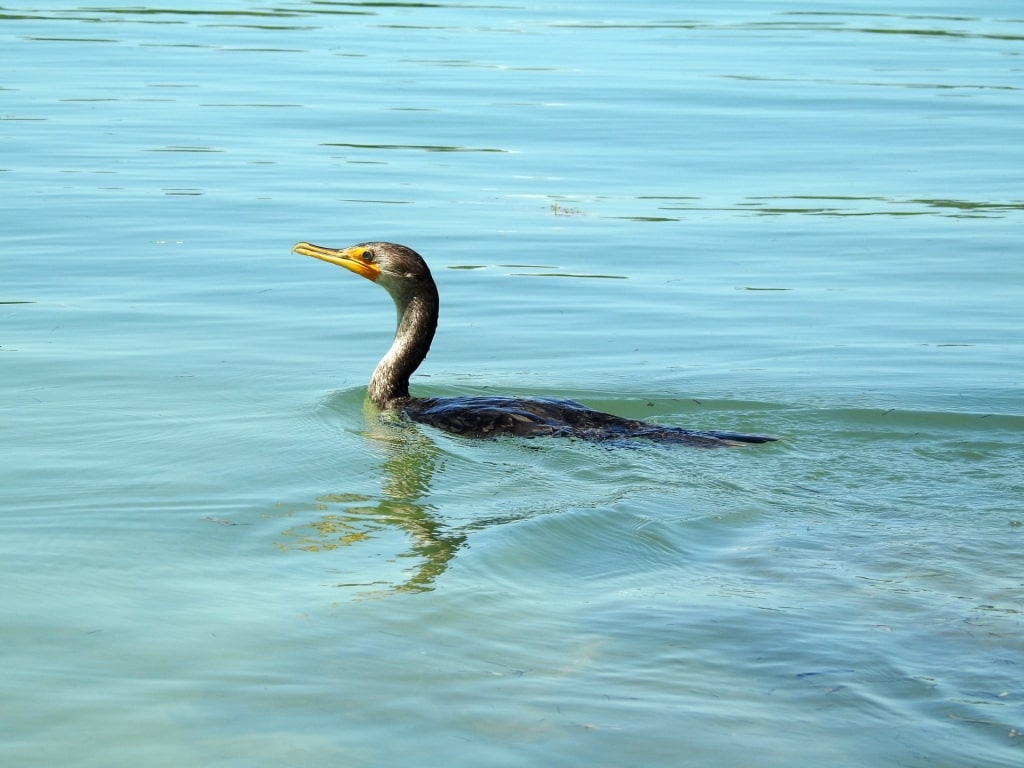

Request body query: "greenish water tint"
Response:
[2, 2, 1022, 766]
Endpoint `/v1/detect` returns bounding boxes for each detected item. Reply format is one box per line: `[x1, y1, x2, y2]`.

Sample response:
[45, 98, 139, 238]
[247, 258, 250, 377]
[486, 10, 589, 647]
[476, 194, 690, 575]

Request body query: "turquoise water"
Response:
[3, 2, 1023, 765]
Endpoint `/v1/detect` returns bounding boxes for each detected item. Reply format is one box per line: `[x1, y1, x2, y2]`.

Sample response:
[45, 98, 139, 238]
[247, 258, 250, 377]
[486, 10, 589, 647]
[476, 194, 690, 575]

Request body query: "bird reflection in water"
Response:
[277, 423, 465, 596]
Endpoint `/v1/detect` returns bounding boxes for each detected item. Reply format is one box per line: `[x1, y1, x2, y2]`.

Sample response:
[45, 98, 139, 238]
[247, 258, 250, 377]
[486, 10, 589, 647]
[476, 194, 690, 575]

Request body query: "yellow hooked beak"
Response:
[292, 242, 381, 282]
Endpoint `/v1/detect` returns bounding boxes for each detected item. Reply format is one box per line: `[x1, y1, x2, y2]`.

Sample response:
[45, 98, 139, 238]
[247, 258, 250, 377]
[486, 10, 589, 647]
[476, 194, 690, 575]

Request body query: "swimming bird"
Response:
[293, 241, 775, 447]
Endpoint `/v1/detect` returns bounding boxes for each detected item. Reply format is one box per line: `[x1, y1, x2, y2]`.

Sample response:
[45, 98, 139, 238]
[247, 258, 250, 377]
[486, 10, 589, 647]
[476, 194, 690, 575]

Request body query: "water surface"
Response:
[2, 2, 1023, 766]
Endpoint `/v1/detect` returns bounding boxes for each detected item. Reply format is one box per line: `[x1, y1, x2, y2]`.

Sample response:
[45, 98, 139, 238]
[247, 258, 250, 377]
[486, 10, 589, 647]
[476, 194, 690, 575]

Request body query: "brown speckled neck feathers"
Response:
[367, 254, 439, 409]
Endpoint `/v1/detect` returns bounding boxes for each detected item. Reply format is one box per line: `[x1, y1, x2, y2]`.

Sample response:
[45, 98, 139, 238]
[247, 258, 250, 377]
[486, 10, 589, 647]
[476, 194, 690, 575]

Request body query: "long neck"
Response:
[368, 279, 438, 409]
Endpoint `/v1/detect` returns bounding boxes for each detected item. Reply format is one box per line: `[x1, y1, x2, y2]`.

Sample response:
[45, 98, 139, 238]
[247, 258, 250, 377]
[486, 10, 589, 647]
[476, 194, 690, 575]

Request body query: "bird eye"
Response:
[360, 249, 374, 262]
